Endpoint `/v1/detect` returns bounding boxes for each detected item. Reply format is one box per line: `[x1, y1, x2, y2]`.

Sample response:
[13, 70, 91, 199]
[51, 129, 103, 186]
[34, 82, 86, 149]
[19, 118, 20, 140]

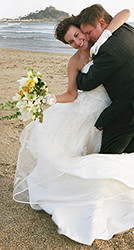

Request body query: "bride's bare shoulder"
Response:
[68, 51, 80, 69]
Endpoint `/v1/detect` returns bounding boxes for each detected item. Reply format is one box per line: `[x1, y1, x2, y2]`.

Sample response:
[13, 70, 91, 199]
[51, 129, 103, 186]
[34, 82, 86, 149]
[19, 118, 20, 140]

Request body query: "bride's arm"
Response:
[45, 57, 78, 105]
[106, 9, 130, 33]
[55, 56, 78, 103]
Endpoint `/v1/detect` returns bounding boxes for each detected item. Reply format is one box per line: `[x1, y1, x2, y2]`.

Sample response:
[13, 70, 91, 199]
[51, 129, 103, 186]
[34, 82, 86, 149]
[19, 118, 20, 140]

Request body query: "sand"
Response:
[0, 48, 134, 250]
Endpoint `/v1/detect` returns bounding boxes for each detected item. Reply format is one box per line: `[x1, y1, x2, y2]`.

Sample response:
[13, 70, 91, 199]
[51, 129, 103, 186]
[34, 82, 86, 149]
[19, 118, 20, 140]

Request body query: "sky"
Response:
[0, 0, 134, 22]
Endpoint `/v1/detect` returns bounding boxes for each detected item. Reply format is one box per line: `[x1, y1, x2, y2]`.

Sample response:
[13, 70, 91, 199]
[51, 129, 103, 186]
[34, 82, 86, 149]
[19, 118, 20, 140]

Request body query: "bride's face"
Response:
[64, 25, 89, 50]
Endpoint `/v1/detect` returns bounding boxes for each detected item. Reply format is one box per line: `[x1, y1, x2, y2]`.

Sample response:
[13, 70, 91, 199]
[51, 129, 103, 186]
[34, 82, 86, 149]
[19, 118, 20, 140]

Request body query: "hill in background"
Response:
[20, 6, 70, 21]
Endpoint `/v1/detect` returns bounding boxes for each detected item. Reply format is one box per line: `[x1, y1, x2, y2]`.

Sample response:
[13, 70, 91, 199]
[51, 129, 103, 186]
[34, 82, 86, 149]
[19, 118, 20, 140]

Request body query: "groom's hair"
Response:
[77, 4, 112, 27]
[55, 16, 80, 44]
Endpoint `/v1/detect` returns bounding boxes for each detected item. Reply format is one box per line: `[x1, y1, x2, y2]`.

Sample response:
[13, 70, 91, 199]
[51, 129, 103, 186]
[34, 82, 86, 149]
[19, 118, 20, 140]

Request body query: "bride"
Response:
[13, 10, 134, 245]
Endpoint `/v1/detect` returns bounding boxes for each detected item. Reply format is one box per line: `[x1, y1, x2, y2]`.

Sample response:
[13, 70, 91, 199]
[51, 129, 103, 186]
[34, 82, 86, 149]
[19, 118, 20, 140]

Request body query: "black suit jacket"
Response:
[76, 23, 134, 128]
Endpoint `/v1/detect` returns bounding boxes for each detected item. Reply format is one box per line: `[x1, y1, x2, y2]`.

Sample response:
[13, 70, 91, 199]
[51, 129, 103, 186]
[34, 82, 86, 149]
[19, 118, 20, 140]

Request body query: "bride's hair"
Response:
[55, 16, 80, 44]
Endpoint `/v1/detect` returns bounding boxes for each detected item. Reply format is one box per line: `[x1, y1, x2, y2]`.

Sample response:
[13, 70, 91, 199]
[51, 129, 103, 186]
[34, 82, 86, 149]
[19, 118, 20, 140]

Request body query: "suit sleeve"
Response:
[76, 50, 118, 91]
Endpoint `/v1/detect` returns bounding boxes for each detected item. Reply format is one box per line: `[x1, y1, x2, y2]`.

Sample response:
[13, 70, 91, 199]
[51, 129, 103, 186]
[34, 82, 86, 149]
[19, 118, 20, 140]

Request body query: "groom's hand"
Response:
[98, 127, 103, 130]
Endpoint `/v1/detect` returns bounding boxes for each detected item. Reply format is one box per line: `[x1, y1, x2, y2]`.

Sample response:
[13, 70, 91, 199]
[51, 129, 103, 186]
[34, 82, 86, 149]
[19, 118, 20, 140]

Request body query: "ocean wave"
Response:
[5, 21, 134, 54]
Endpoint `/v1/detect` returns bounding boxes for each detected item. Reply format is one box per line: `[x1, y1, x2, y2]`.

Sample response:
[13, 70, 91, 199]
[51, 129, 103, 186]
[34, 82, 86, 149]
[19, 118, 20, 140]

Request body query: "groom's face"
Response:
[80, 19, 107, 42]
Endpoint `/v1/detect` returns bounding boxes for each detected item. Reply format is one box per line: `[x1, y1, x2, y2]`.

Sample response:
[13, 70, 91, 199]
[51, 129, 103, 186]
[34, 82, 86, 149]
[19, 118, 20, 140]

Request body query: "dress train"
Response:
[13, 62, 134, 245]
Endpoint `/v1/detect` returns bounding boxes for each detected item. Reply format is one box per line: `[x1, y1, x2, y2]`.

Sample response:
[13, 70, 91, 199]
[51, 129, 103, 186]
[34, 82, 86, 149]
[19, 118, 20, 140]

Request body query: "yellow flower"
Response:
[32, 114, 36, 120]
[23, 86, 29, 93]
[27, 79, 36, 88]
[19, 90, 24, 97]
[40, 116, 44, 123]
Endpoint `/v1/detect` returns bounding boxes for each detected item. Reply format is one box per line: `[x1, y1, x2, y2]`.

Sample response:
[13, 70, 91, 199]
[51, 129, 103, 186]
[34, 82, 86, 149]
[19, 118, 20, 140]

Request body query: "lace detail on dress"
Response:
[81, 146, 88, 156]
[52, 85, 111, 157]
[74, 87, 111, 116]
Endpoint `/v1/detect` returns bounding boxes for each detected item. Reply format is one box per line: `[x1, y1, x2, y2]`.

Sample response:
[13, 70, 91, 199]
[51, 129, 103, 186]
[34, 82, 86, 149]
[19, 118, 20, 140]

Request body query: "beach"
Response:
[0, 48, 134, 250]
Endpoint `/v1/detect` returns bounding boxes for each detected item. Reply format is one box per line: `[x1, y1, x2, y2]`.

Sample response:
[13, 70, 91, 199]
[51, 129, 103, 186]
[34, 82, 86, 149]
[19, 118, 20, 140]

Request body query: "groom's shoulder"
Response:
[112, 23, 134, 39]
[121, 23, 134, 32]
[97, 23, 134, 63]
[103, 23, 134, 50]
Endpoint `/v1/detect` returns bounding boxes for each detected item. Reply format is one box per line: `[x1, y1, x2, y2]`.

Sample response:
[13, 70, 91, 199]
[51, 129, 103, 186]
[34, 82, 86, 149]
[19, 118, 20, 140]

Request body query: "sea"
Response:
[0, 21, 134, 54]
[0, 21, 75, 54]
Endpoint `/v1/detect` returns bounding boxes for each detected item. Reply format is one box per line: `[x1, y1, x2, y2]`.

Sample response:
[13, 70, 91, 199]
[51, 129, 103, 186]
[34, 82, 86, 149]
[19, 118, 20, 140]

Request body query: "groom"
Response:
[76, 4, 134, 154]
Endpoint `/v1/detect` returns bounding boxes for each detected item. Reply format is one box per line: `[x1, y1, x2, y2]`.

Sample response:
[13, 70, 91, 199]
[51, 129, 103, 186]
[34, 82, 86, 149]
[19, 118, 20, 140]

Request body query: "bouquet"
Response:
[0, 67, 48, 123]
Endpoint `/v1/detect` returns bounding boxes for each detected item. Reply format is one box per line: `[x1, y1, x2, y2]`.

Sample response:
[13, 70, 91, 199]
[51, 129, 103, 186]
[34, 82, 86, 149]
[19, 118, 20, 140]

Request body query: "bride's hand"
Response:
[44, 93, 57, 105]
[90, 29, 112, 57]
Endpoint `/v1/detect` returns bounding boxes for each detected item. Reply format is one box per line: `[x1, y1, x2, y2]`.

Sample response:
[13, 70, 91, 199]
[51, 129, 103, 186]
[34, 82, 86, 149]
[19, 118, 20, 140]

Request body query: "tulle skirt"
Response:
[13, 87, 134, 245]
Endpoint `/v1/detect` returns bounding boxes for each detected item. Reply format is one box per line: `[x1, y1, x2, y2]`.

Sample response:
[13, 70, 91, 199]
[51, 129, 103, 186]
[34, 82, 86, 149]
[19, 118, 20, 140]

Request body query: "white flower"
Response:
[33, 76, 38, 83]
[34, 96, 43, 105]
[38, 108, 41, 113]
[21, 111, 33, 121]
[41, 83, 47, 90]
[27, 104, 37, 113]
[37, 71, 42, 77]
[16, 100, 25, 109]
[18, 105, 33, 121]
[27, 70, 33, 77]
[23, 92, 35, 102]
[13, 93, 21, 101]
[42, 97, 46, 104]
[17, 77, 30, 90]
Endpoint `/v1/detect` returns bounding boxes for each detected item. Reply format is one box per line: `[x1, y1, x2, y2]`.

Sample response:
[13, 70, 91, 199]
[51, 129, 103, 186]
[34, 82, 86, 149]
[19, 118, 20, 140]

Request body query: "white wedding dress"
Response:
[13, 62, 134, 245]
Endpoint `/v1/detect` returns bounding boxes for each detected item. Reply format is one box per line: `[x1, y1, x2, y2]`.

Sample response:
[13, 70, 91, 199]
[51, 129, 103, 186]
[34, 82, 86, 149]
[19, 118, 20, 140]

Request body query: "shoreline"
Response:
[0, 19, 58, 23]
[1, 19, 134, 23]
[0, 47, 73, 55]
[0, 47, 71, 55]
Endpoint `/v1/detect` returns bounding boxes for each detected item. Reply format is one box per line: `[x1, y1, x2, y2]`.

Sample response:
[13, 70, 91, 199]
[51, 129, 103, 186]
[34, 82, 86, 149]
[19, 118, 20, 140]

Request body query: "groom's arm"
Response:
[77, 23, 134, 91]
[76, 50, 117, 91]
